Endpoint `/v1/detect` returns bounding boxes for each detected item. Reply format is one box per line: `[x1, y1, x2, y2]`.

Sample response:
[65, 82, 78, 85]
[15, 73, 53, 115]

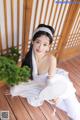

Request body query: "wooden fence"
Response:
[0, 0, 80, 61]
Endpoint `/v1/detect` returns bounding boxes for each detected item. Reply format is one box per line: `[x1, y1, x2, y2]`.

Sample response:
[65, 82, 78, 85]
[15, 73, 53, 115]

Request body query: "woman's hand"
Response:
[47, 97, 59, 105]
[52, 97, 59, 105]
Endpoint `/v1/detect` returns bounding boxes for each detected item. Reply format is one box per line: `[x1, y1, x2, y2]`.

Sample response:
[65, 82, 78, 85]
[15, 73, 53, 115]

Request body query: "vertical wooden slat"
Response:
[56, 1, 80, 61]
[25, 0, 33, 53]
[73, 14, 80, 36]
[48, 0, 54, 25]
[11, 0, 14, 47]
[3, 0, 8, 52]
[40, 0, 48, 24]
[17, 0, 20, 49]
[33, 0, 38, 31]
[70, 10, 80, 35]
[21, 0, 80, 61]
[34, 0, 43, 28]
[69, 12, 80, 46]
[39, 0, 44, 23]
[0, 31, 2, 54]
[51, 0, 59, 26]
[54, 0, 64, 32]
[22, 0, 33, 57]
[52, 0, 63, 28]
[44, 0, 49, 23]
[29, 0, 38, 40]
[52, 0, 63, 49]
[71, 11, 80, 44]
[53, 0, 68, 49]
[76, 20, 80, 35]
[45, 0, 54, 24]
[22, 0, 27, 57]
[73, 13, 80, 34]
[56, 1, 71, 37]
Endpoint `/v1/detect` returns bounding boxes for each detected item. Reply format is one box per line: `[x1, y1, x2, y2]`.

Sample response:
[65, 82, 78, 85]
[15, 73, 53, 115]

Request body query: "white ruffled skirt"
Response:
[10, 68, 80, 120]
[10, 68, 76, 107]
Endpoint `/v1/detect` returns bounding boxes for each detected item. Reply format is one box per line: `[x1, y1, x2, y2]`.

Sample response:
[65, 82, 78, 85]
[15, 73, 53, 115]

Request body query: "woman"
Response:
[11, 24, 80, 120]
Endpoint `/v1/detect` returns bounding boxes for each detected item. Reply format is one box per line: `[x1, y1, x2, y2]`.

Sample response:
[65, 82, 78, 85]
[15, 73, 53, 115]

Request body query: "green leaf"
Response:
[0, 56, 31, 86]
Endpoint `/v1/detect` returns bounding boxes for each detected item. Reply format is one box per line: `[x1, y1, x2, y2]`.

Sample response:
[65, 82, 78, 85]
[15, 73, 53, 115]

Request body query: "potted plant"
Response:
[0, 56, 31, 87]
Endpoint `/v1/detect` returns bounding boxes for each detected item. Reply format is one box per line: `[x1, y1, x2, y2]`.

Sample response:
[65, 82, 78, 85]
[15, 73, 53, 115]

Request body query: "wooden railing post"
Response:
[22, 0, 33, 58]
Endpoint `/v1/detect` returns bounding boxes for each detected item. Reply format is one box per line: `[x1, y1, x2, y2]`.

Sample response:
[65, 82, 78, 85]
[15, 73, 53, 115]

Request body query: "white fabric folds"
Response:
[10, 51, 76, 107]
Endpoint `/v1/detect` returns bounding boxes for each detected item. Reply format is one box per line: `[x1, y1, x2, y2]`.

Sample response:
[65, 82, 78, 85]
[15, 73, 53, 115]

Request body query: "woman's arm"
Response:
[48, 55, 57, 79]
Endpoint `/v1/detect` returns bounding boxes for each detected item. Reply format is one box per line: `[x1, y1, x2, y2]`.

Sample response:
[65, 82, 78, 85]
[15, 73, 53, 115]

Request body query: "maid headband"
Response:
[33, 27, 53, 38]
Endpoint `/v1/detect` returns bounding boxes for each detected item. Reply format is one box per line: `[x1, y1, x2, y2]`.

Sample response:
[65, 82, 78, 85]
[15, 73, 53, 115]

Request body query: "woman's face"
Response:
[32, 35, 50, 55]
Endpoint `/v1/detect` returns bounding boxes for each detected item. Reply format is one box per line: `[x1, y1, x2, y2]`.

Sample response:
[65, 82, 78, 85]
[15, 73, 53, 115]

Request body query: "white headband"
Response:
[33, 27, 53, 38]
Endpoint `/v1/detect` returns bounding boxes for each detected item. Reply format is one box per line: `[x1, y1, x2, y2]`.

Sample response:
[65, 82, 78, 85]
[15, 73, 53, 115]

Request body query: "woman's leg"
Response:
[56, 98, 68, 113]
[56, 94, 80, 120]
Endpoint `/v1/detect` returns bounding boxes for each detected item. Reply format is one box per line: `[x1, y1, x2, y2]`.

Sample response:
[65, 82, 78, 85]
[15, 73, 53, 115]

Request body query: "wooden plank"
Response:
[58, 56, 80, 98]
[58, 61, 80, 88]
[45, 102, 60, 120]
[0, 55, 80, 120]
[39, 101, 59, 120]
[56, 109, 69, 120]
[5, 95, 32, 120]
[0, 92, 16, 120]
[44, 101, 69, 120]
[58, 46, 80, 61]
[20, 97, 46, 120]
[73, 56, 80, 66]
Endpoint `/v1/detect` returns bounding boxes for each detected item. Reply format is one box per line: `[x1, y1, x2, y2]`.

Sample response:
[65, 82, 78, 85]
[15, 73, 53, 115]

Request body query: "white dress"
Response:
[10, 51, 80, 120]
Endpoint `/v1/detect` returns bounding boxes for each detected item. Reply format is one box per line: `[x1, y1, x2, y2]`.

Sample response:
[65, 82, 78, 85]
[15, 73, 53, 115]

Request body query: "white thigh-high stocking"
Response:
[56, 99, 68, 113]
[56, 94, 80, 120]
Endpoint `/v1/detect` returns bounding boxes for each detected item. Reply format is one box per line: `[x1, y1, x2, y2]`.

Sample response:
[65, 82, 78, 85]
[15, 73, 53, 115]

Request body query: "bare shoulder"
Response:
[48, 54, 57, 63]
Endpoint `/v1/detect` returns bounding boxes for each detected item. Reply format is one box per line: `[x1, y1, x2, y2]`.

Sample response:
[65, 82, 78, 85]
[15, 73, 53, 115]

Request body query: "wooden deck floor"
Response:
[0, 55, 80, 120]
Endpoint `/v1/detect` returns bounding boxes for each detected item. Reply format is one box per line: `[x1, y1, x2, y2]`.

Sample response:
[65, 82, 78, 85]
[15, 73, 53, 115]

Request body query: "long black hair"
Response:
[22, 24, 55, 79]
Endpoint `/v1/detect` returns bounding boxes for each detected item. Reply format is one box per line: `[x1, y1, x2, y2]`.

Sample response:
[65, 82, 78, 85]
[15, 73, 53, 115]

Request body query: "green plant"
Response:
[2, 47, 20, 63]
[0, 56, 31, 86]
